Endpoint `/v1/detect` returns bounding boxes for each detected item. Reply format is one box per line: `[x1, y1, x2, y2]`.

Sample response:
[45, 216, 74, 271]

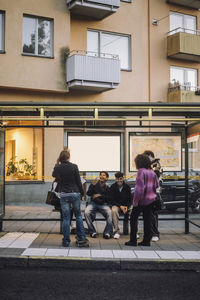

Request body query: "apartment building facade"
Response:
[0, 0, 200, 205]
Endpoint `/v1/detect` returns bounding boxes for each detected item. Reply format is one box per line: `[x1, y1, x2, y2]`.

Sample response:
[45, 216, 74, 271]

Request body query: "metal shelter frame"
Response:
[1, 101, 200, 233]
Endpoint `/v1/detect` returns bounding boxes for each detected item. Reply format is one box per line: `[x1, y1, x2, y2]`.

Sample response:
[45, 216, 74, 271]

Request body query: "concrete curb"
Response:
[0, 256, 200, 271]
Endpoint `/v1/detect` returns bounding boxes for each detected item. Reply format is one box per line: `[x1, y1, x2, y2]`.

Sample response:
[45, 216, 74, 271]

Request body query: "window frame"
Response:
[169, 11, 197, 34]
[22, 14, 54, 58]
[87, 29, 131, 71]
[0, 11, 5, 53]
[170, 66, 198, 90]
[5, 125, 44, 182]
[66, 132, 122, 173]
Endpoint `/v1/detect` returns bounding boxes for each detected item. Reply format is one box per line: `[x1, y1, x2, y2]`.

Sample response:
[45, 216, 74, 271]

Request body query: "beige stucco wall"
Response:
[67, 0, 149, 103]
[0, 0, 199, 104]
[150, 0, 200, 102]
[0, 0, 70, 93]
[44, 121, 64, 182]
[1, 0, 200, 180]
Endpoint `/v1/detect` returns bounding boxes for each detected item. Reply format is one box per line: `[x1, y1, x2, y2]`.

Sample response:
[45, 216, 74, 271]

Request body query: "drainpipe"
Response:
[148, 0, 151, 103]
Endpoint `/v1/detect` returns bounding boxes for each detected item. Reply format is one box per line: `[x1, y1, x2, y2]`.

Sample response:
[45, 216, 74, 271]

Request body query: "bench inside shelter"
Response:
[53, 208, 129, 235]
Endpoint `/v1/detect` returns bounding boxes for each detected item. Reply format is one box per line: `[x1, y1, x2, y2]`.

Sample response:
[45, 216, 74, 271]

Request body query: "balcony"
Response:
[168, 82, 200, 103]
[66, 50, 120, 92]
[167, 28, 200, 62]
[167, 0, 200, 9]
[66, 0, 120, 20]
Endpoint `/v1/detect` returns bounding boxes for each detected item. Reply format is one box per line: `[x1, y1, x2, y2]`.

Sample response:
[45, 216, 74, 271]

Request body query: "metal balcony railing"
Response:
[168, 82, 200, 93]
[167, 0, 200, 10]
[167, 28, 200, 62]
[168, 27, 200, 36]
[66, 50, 120, 92]
[66, 0, 120, 20]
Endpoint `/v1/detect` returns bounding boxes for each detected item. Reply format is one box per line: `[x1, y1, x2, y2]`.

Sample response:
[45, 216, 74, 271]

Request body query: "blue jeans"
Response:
[84, 202, 113, 236]
[60, 193, 86, 244]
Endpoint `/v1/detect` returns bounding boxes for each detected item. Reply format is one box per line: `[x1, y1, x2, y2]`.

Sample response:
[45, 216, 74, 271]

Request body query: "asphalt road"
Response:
[0, 268, 199, 300]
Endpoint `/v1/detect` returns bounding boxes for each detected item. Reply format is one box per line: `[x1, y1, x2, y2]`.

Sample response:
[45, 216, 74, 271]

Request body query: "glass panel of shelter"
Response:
[0, 129, 5, 219]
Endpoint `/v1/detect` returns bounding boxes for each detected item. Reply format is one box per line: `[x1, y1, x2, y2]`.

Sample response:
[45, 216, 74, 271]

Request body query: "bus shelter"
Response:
[0, 102, 200, 233]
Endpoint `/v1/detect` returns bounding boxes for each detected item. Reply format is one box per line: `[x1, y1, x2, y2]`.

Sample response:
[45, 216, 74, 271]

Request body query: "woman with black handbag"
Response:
[52, 149, 89, 248]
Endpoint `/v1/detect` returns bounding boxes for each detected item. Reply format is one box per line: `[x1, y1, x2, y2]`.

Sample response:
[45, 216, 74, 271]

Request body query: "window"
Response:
[170, 66, 197, 91]
[22, 15, 53, 57]
[5, 125, 43, 181]
[170, 12, 197, 35]
[0, 11, 5, 52]
[87, 30, 131, 70]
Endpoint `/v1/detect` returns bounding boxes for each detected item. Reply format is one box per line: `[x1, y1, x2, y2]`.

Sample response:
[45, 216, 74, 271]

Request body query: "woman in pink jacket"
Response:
[125, 154, 159, 247]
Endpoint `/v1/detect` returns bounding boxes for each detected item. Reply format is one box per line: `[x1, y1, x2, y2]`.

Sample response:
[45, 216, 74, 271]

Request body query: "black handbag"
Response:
[46, 181, 61, 209]
[153, 193, 164, 211]
[46, 191, 60, 207]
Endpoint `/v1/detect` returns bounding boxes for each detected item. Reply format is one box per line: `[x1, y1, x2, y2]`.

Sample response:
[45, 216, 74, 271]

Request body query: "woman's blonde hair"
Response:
[57, 149, 70, 163]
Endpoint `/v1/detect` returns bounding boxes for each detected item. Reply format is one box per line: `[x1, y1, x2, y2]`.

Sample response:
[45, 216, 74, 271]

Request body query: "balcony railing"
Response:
[66, 0, 120, 20]
[66, 50, 120, 92]
[168, 83, 200, 103]
[167, 0, 200, 9]
[167, 28, 200, 62]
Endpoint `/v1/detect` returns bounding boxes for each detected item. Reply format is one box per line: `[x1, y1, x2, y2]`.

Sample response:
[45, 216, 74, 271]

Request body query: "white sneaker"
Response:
[137, 233, 140, 239]
[152, 236, 159, 242]
[114, 233, 120, 239]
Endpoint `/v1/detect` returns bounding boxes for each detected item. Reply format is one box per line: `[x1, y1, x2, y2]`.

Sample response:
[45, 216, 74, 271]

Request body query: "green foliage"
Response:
[59, 46, 70, 89]
[6, 157, 36, 178]
[6, 157, 18, 176]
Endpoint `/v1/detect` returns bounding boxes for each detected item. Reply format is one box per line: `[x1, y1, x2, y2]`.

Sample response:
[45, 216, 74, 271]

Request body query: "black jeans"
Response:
[130, 203, 153, 243]
[151, 210, 160, 238]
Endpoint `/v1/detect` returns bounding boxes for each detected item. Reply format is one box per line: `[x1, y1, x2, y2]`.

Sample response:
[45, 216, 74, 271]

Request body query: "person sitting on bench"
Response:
[109, 172, 132, 239]
[84, 171, 113, 239]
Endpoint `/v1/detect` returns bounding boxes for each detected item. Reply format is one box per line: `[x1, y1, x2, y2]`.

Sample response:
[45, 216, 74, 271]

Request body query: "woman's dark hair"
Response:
[57, 149, 70, 163]
[134, 154, 152, 170]
[143, 150, 155, 158]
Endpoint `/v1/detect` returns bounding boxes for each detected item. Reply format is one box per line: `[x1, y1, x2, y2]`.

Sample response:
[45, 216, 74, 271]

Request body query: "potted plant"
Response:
[6, 157, 36, 180]
[17, 158, 36, 180]
[6, 157, 18, 179]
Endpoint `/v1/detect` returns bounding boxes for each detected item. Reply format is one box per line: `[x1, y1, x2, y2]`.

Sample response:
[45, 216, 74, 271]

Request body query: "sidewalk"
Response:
[0, 205, 200, 271]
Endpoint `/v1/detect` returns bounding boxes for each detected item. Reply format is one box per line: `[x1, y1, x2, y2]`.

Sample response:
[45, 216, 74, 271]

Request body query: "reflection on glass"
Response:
[187, 70, 197, 90]
[23, 17, 36, 54]
[101, 33, 129, 69]
[87, 31, 99, 57]
[23, 16, 52, 56]
[170, 67, 184, 84]
[0, 130, 4, 215]
[170, 12, 196, 35]
[170, 67, 197, 91]
[38, 19, 51, 55]
[87, 30, 130, 69]
[0, 12, 4, 51]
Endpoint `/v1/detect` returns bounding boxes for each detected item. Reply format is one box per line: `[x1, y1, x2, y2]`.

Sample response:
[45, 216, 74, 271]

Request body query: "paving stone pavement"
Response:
[0, 205, 200, 267]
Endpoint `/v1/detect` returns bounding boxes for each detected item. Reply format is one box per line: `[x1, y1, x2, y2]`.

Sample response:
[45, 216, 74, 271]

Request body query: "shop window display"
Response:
[5, 127, 43, 181]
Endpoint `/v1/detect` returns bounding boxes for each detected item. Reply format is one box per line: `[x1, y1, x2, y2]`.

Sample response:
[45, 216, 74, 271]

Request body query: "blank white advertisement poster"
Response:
[68, 135, 120, 171]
